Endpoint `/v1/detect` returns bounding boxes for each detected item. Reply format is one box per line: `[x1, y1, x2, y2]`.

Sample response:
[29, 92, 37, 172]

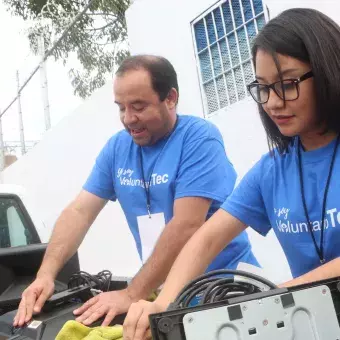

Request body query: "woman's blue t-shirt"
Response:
[222, 137, 340, 278]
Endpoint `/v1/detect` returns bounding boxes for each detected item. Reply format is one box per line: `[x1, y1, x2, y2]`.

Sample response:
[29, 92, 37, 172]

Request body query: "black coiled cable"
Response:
[169, 269, 278, 309]
[68, 270, 112, 292]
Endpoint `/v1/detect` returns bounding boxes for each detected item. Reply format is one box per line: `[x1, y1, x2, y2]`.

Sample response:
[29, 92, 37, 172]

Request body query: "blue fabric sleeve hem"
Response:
[83, 185, 116, 201]
[220, 204, 271, 237]
[175, 190, 226, 203]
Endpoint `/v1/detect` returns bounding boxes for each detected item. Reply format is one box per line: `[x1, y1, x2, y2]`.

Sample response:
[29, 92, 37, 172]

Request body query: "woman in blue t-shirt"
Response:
[123, 8, 340, 338]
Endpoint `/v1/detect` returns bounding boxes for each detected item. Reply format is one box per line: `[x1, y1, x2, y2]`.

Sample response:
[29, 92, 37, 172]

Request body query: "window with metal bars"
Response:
[192, 0, 266, 115]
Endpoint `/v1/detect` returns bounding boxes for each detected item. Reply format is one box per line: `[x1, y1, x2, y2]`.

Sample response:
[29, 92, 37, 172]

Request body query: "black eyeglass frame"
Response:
[247, 70, 314, 104]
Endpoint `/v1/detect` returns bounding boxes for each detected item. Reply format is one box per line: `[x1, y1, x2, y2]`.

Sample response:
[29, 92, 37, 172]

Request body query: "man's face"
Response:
[114, 69, 176, 146]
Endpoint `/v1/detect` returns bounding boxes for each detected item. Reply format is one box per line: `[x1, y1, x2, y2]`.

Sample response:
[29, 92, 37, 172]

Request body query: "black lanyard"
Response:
[297, 135, 340, 264]
[139, 117, 179, 218]
[139, 148, 159, 218]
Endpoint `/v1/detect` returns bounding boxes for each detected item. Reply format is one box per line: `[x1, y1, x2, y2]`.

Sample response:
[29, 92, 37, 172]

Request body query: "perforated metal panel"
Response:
[237, 27, 250, 61]
[193, 0, 266, 116]
[235, 66, 246, 100]
[242, 0, 253, 21]
[211, 44, 222, 76]
[226, 71, 237, 104]
[199, 50, 213, 83]
[206, 13, 217, 44]
[214, 8, 225, 39]
[243, 61, 254, 96]
[219, 39, 231, 71]
[204, 81, 219, 113]
[194, 20, 207, 52]
[246, 20, 257, 45]
[257, 13, 266, 30]
[231, 0, 243, 27]
[253, 0, 263, 15]
[216, 75, 229, 107]
[183, 285, 340, 340]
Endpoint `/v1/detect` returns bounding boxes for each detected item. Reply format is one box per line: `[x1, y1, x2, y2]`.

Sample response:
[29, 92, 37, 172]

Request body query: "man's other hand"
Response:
[73, 289, 133, 326]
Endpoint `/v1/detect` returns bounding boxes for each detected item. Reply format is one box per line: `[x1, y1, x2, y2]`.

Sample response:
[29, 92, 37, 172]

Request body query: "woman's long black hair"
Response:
[252, 8, 340, 154]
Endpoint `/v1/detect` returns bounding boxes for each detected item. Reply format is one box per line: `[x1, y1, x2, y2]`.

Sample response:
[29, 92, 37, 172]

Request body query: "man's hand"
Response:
[73, 289, 133, 326]
[13, 276, 55, 327]
[123, 300, 165, 340]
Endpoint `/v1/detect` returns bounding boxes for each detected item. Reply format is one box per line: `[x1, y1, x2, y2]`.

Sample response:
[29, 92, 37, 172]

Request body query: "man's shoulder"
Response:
[178, 115, 223, 143]
[104, 129, 132, 149]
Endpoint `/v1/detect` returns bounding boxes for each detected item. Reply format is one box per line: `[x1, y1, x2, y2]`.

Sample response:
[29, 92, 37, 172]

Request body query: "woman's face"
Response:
[255, 49, 317, 138]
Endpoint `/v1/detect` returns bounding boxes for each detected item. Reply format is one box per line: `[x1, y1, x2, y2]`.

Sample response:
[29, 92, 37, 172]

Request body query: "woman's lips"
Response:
[272, 115, 295, 125]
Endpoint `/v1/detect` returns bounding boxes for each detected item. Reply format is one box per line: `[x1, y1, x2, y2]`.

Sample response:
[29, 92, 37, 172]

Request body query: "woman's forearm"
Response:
[156, 209, 246, 307]
[281, 257, 340, 288]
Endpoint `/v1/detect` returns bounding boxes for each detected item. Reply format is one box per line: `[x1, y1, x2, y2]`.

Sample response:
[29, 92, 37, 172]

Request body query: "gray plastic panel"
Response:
[183, 285, 340, 339]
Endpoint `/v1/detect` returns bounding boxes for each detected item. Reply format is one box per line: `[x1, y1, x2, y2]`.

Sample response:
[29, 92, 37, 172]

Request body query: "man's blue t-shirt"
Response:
[222, 137, 340, 278]
[84, 115, 258, 271]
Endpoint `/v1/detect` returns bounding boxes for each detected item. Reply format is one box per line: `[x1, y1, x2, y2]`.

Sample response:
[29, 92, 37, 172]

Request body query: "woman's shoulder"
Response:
[249, 143, 295, 182]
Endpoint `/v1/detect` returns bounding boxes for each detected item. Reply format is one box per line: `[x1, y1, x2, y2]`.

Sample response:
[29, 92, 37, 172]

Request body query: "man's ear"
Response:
[165, 88, 178, 109]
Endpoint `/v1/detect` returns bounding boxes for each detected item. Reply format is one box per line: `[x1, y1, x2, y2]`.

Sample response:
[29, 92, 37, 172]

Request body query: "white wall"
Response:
[1, 83, 141, 277]
[264, 0, 340, 21]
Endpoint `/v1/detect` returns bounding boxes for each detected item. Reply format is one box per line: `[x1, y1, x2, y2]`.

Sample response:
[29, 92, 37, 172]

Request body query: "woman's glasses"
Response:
[247, 71, 313, 104]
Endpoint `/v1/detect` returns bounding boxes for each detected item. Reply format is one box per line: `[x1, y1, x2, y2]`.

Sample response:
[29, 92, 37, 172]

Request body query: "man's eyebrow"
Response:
[114, 100, 147, 105]
[131, 100, 147, 105]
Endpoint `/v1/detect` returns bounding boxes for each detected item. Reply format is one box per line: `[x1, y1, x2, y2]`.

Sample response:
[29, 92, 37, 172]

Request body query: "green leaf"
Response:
[4, 0, 131, 98]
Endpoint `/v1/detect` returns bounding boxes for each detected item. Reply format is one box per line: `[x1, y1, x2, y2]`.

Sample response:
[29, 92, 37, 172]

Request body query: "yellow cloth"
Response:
[148, 291, 158, 302]
[56, 291, 157, 339]
[56, 320, 123, 340]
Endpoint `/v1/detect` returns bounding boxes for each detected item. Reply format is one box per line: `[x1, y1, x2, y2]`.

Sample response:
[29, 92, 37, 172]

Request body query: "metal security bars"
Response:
[192, 0, 265, 115]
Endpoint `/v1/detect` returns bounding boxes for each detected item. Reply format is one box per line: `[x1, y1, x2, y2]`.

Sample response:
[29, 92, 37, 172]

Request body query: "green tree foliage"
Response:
[5, 0, 130, 98]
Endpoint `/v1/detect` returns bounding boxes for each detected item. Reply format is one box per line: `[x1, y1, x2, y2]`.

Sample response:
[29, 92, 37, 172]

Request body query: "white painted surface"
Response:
[1, 84, 141, 277]
[264, 0, 340, 21]
[2, 0, 340, 283]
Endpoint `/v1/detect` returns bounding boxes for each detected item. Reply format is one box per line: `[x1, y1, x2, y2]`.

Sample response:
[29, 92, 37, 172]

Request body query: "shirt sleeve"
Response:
[175, 136, 236, 203]
[83, 137, 117, 201]
[220, 158, 272, 236]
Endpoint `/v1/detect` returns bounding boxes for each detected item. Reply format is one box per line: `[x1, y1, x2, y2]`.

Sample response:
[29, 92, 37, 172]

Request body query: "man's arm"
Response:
[126, 196, 212, 301]
[14, 190, 107, 326]
[281, 257, 340, 288]
[74, 196, 212, 326]
[38, 190, 107, 279]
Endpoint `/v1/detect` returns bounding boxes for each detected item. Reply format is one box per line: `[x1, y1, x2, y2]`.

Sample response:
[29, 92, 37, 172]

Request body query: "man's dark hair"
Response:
[252, 8, 340, 153]
[116, 55, 179, 103]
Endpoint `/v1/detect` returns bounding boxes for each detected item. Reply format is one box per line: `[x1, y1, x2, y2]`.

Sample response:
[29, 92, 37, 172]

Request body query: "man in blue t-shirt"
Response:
[13, 55, 258, 328]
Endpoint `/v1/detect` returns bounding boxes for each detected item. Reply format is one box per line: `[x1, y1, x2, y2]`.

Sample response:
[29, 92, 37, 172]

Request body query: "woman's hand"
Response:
[123, 299, 166, 340]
